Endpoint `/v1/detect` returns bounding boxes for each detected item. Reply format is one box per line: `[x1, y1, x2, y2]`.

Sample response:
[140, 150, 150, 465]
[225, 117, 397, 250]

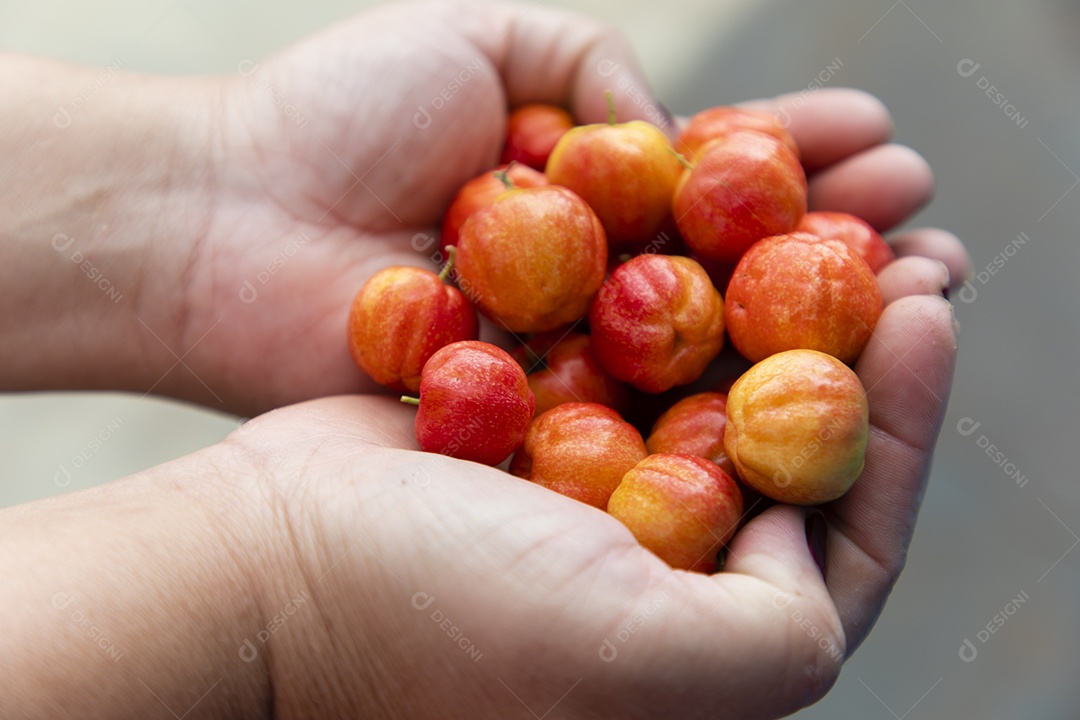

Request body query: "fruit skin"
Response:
[501, 103, 575, 171]
[724, 349, 869, 505]
[677, 106, 800, 160]
[348, 266, 478, 393]
[607, 453, 743, 573]
[413, 341, 535, 466]
[590, 254, 725, 393]
[440, 164, 548, 253]
[510, 403, 646, 509]
[674, 131, 807, 264]
[797, 211, 895, 274]
[645, 392, 736, 478]
[725, 231, 883, 364]
[512, 331, 630, 418]
[455, 185, 607, 333]
[546, 119, 683, 247]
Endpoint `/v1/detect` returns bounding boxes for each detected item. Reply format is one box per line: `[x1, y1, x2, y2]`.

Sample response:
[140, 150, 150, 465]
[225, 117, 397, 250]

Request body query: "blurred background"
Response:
[2, 0, 1077, 716]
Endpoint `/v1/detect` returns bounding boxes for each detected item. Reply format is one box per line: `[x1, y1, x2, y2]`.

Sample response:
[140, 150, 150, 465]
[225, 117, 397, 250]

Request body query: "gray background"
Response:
[2, 0, 1077, 717]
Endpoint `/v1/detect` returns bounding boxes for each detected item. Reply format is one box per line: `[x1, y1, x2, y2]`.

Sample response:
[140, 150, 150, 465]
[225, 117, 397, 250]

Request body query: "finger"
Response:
[889, 227, 973, 293]
[620, 506, 844, 718]
[233, 395, 420, 453]
[824, 295, 957, 652]
[807, 144, 935, 232]
[876, 256, 950, 305]
[740, 88, 893, 174]
[454, 0, 670, 128]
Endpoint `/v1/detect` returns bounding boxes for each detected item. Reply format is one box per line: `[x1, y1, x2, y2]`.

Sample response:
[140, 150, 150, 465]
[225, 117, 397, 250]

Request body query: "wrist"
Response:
[0, 439, 276, 718]
[0, 53, 220, 396]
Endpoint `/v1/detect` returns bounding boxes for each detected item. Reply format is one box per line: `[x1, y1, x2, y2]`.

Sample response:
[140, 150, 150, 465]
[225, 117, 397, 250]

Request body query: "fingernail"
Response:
[806, 510, 828, 579]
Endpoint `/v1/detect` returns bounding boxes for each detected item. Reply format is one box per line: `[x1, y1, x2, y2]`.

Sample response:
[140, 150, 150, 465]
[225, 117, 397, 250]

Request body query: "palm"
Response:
[174, 2, 968, 419]
[178, 7, 519, 414]
[248, 280, 955, 720]
[244, 395, 834, 719]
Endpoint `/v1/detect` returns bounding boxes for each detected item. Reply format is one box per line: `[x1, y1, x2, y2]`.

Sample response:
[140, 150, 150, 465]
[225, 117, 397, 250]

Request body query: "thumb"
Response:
[722, 504, 846, 700]
[452, 0, 672, 131]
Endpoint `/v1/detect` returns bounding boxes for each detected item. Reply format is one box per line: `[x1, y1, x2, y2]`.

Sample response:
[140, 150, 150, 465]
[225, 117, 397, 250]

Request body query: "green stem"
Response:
[493, 161, 516, 190]
[669, 147, 693, 170]
[438, 246, 457, 282]
[400, 396, 420, 406]
[605, 89, 617, 125]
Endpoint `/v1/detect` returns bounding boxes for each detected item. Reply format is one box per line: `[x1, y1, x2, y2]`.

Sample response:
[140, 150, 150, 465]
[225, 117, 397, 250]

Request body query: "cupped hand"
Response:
[169, 0, 967, 417]
[233, 273, 956, 719]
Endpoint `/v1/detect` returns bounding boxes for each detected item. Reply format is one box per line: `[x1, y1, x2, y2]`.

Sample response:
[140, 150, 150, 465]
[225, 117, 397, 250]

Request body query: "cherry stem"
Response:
[605, 89, 617, 125]
[400, 396, 420, 406]
[493, 161, 517, 190]
[438, 246, 457, 282]
[669, 147, 693, 170]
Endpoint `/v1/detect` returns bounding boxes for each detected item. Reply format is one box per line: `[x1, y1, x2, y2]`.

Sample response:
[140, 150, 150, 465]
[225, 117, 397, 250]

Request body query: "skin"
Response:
[414, 340, 534, 466]
[797, 211, 896, 273]
[455, 185, 607, 332]
[675, 106, 800, 160]
[674, 131, 808, 263]
[725, 349, 870, 505]
[514, 332, 631, 418]
[590, 255, 725, 393]
[347, 265, 479, 393]
[547, 120, 683, 246]
[439, 163, 548, 252]
[725, 231, 884, 364]
[510, 402, 647, 509]
[500, 103, 575, 170]
[607, 453, 744, 573]
[645, 391, 735, 475]
[0, 0, 970, 716]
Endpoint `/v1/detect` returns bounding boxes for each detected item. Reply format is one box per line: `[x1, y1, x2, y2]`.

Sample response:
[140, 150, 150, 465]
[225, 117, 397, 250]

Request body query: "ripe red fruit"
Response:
[725, 232, 883, 364]
[546, 117, 683, 247]
[607, 453, 744, 573]
[673, 131, 807, 264]
[439, 164, 548, 253]
[512, 331, 630, 418]
[410, 341, 535, 466]
[590, 254, 725, 393]
[797, 211, 896, 274]
[501, 104, 575, 170]
[645, 392, 736, 478]
[510, 403, 647, 509]
[724, 349, 869, 505]
[677, 106, 800, 160]
[455, 185, 607, 333]
[347, 266, 478, 393]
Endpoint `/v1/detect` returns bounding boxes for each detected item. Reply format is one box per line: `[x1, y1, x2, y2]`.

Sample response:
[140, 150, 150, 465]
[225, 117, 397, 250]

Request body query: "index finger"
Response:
[739, 88, 895, 174]
[824, 294, 958, 653]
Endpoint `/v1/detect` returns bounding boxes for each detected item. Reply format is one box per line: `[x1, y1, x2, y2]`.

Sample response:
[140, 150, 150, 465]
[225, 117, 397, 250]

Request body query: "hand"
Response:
[0, 0, 966, 417]
[157, 0, 664, 415]
[152, 0, 969, 417]
[0, 2, 969, 715]
[232, 273, 957, 719]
